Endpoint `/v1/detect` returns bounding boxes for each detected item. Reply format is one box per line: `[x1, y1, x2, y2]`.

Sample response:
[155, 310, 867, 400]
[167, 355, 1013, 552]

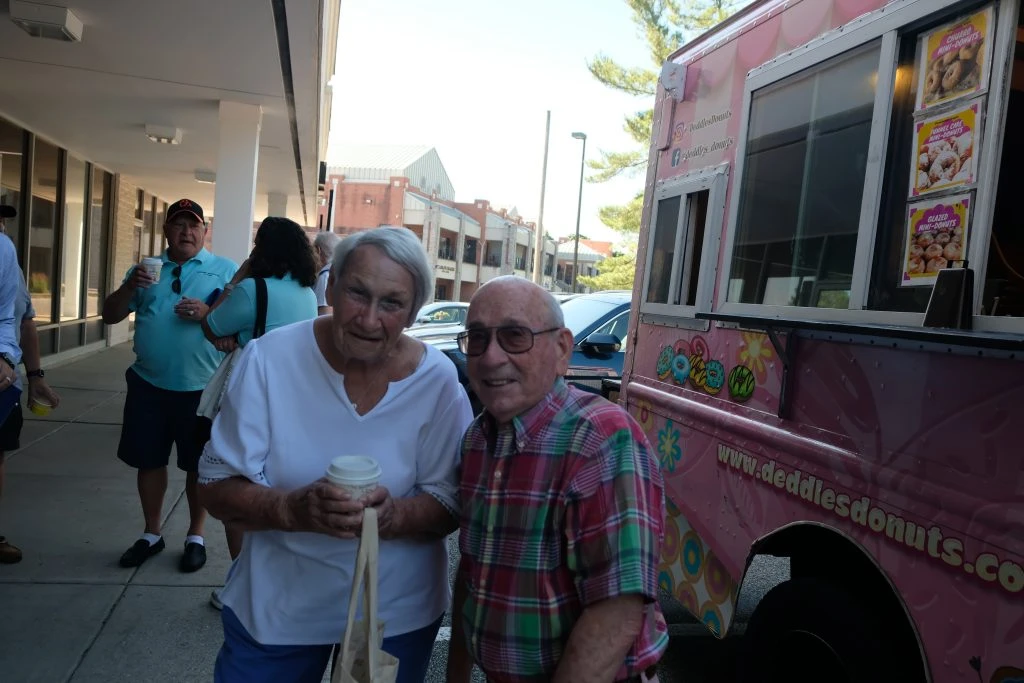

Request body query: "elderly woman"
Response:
[198, 226, 473, 683]
[200, 216, 319, 602]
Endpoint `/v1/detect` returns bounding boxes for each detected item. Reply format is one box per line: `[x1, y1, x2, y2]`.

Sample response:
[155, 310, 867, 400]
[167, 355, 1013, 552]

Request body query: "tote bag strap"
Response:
[252, 277, 268, 339]
[338, 508, 381, 676]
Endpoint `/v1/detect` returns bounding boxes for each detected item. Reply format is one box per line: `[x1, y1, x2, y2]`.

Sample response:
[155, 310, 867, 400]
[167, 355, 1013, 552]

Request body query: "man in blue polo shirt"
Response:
[102, 198, 237, 573]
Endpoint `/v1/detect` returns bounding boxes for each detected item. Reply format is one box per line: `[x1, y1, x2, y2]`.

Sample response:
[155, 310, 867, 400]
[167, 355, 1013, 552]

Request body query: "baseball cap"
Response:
[166, 199, 205, 224]
[0, 205, 15, 219]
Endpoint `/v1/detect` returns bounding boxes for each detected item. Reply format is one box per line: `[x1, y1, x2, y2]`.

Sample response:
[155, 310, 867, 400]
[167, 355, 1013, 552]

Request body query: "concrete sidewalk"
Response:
[0, 344, 231, 683]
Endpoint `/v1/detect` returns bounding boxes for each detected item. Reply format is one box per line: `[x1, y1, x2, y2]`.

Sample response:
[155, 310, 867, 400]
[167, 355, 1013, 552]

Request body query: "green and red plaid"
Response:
[456, 379, 668, 682]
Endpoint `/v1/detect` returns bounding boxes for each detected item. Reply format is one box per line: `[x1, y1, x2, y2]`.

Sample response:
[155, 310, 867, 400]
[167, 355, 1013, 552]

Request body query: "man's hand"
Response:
[27, 377, 60, 409]
[128, 266, 157, 291]
[174, 297, 209, 321]
[0, 362, 15, 391]
[284, 479, 367, 538]
[212, 336, 239, 353]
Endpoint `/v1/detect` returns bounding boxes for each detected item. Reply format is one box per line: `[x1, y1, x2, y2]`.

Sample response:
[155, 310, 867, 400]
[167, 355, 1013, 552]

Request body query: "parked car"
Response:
[438, 290, 632, 412]
[410, 301, 469, 327]
[405, 322, 466, 344]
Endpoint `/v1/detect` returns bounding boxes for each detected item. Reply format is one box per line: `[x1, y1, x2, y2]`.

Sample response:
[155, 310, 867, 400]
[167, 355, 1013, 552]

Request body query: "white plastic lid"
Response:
[326, 455, 381, 484]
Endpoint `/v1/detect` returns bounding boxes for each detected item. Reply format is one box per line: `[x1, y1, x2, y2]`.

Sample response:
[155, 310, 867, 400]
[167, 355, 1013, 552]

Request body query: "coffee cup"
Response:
[325, 455, 381, 498]
[28, 397, 53, 417]
[140, 257, 162, 279]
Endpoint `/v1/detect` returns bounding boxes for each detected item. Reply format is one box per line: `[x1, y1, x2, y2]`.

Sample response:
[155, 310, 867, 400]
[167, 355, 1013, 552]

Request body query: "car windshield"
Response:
[559, 297, 622, 337]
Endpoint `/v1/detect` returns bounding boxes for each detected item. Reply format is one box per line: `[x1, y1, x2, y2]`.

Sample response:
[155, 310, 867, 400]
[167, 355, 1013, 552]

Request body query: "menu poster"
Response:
[911, 100, 980, 197]
[915, 4, 993, 111]
[901, 193, 972, 288]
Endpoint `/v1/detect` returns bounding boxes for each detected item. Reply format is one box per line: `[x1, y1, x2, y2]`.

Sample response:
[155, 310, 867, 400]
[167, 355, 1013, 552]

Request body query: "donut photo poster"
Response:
[911, 100, 980, 197]
[915, 4, 993, 111]
[900, 193, 972, 288]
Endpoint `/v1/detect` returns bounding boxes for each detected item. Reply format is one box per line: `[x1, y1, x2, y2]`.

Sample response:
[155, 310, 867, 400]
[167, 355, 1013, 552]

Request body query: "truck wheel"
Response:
[738, 577, 901, 683]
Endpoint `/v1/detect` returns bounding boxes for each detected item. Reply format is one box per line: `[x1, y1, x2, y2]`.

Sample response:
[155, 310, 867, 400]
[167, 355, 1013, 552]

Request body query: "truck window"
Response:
[641, 165, 726, 318]
[727, 43, 880, 308]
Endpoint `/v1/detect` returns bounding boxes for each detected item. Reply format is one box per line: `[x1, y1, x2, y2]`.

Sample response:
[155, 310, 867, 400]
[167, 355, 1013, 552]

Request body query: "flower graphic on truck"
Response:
[657, 420, 682, 472]
[738, 331, 774, 382]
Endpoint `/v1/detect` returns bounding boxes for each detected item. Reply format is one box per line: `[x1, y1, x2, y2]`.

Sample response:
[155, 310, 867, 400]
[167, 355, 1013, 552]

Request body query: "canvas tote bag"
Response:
[332, 507, 399, 683]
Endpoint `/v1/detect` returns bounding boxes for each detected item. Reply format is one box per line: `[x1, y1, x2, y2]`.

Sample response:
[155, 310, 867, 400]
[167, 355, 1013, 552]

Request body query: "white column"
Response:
[267, 192, 288, 218]
[212, 101, 262, 266]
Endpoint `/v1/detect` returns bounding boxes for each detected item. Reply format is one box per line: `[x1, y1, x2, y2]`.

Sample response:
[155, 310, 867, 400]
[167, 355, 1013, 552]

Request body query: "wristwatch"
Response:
[27, 369, 44, 379]
[0, 353, 14, 369]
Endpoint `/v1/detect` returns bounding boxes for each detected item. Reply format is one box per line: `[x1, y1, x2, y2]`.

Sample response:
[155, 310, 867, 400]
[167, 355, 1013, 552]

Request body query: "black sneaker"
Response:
[119, 537, 165, 568]
[180, 541, 207, 573]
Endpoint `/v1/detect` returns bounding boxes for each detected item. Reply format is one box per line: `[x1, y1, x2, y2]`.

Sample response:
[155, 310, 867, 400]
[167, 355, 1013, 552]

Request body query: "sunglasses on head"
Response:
[457, 325, 561, 357]
[172, 265, 182, 294]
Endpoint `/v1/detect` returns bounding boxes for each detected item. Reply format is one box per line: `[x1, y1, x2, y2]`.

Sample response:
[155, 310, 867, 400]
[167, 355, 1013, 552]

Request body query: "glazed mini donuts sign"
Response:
[911, 101, 979, 196]
[916, 5, 992, 111]
[901, 193, 971, 287]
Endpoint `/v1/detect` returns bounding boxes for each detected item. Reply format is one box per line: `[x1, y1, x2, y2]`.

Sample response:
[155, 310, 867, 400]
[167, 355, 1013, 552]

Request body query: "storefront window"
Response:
[61, 155, 87, 322]
[141, 193, 155, 257]
[0, 119, 25, 250]
[84, 169, 111, 319]
[29, 139, 60, 325]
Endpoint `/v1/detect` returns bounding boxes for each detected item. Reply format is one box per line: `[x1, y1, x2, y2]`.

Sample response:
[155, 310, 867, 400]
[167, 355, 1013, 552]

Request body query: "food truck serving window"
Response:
[641, 164, 727, 319]
[716, 0, 1024, 333]
[728, 43, 880, 310]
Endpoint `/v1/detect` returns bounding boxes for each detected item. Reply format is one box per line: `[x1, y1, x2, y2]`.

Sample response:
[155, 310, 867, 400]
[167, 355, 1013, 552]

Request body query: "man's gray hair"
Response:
[313, 231, 341, 259]
[331, 227, 434, 326]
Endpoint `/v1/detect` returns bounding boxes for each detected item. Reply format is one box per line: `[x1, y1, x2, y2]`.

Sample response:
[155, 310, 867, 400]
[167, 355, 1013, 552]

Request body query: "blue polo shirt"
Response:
[126, 249, 238, 392]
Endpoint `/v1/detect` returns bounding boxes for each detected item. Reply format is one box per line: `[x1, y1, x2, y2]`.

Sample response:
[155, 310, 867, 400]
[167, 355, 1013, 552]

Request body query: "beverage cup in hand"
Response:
[325, 455, 381, 499]
[140, 257, 162, 280]
[29, 397, 53, 417]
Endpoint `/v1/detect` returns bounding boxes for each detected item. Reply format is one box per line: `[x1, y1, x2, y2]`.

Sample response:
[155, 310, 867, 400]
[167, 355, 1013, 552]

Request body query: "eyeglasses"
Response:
[171, 265, 182, 294]
[457, 325, 561, 357]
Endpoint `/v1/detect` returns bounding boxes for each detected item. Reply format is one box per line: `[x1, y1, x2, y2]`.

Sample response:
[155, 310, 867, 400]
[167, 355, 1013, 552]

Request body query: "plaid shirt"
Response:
[456, 379, 668, 682]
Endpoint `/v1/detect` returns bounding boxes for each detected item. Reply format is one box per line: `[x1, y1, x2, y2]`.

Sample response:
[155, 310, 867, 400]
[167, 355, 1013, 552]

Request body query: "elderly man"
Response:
[102, 199, 237, 572]
[0, 208, 25, 563]
[0, 206, 61, 564]
[447, 276, 668, 683]
[311, 231, 341, 314]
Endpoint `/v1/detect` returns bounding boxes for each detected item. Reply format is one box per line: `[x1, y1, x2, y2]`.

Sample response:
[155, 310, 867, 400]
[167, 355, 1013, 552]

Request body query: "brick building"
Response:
[320, 145, 558, 301]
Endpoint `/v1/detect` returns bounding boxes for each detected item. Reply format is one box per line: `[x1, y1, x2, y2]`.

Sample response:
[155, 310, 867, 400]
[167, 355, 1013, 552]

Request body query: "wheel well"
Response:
[747, 523, 928, 683]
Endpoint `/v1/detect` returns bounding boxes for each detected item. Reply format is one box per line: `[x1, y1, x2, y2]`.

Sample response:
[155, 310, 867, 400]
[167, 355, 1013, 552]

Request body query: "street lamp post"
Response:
[570, 132, 586, 293]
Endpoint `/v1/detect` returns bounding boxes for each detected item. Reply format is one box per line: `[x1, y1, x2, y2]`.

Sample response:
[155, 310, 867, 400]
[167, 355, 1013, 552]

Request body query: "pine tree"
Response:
[583, 0, 752, 290]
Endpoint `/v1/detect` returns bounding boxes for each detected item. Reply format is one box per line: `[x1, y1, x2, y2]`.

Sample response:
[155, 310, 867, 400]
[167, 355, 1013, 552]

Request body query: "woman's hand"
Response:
[361, 486, 398, 538]
[285, 479, 367, 539]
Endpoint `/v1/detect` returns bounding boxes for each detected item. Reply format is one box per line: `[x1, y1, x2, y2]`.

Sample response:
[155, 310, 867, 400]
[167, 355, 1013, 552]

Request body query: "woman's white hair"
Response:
[331, 227, 434, 326]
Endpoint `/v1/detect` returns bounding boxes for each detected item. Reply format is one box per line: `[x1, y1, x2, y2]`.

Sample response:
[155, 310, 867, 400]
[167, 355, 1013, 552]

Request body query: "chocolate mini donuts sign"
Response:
[915, 4, 993, 111]
[911, 100, 980, 196]
[901, 193, 972, 288]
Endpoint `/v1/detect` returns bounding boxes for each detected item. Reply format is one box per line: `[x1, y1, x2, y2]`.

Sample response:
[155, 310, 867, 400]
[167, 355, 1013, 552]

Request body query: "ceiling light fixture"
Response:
[145, 124, 182, 145]
[194, 170, 216, 184]
[10, 1, 83, 42]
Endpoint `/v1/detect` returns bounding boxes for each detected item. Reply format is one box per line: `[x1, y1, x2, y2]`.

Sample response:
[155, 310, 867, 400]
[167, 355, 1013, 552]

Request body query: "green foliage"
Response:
[579, 252, 638, 291]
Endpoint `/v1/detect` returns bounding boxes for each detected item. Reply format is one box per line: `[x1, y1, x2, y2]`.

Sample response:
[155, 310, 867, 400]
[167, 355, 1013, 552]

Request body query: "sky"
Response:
[327, 0, 660, 244]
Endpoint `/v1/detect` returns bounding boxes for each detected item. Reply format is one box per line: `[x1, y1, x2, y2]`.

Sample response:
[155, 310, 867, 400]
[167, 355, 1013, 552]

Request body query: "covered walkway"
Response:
[0, 344, 232, 682]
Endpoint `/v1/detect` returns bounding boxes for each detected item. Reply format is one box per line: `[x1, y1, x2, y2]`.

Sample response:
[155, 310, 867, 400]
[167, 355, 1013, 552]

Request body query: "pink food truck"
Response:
[620, 0, 1024, 681]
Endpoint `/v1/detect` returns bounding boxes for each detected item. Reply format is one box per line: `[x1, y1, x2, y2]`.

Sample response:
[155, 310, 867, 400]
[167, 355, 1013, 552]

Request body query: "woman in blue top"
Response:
[203, 217, 318, 352]
[201, 216, 318, 583]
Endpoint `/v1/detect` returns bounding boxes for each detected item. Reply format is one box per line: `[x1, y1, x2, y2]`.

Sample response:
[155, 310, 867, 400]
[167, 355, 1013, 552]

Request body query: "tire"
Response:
[737, 577, 906, 683]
